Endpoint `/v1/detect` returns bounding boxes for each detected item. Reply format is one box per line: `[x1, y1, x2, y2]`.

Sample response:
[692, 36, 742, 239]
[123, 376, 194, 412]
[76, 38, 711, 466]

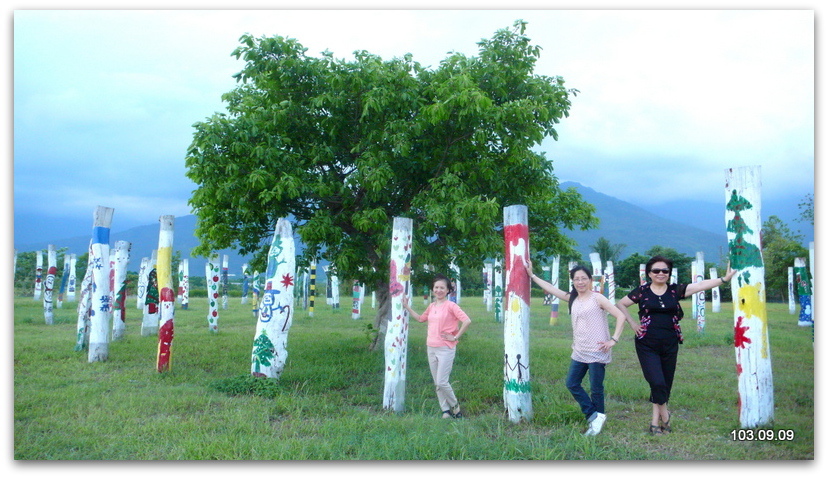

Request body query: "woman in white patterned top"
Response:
[528, 262, 627, 436]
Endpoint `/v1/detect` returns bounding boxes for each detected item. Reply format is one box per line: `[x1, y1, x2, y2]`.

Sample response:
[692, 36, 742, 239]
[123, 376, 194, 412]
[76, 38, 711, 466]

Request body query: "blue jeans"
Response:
[565, 360, 606, 419]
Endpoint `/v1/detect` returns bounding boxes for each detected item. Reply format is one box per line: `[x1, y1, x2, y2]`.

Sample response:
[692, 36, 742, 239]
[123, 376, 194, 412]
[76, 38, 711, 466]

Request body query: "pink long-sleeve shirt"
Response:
[416, 300, 471, 348]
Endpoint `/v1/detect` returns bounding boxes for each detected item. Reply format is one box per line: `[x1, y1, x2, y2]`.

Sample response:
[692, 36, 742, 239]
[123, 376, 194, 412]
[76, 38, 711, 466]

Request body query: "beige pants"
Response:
[427, 346, 458, 412]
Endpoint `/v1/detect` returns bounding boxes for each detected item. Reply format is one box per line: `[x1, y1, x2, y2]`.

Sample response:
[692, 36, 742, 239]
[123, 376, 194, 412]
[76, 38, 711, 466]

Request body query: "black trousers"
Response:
[634, 335, 680, 405]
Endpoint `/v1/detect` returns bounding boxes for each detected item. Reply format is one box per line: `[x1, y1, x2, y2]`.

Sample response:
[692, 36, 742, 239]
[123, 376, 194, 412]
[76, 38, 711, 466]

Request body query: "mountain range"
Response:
[13, 181, 811, 274]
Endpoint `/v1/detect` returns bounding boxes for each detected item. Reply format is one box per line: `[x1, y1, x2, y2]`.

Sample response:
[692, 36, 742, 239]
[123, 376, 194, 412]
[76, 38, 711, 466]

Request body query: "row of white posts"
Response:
[16, 166, 809, 429]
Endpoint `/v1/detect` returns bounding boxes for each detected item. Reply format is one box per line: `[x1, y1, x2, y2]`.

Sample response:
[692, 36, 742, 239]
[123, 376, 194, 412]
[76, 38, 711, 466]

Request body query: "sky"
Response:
[7, 3, 817, 247]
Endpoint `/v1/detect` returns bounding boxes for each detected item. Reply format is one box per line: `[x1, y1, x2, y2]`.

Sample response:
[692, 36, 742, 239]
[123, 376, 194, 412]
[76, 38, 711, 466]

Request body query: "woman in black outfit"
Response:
[616, 255, 735, 435]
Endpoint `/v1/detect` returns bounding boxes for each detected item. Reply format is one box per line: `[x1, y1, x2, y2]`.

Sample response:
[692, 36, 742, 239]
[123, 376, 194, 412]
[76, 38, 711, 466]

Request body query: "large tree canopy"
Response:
[185, 21, 597, 347]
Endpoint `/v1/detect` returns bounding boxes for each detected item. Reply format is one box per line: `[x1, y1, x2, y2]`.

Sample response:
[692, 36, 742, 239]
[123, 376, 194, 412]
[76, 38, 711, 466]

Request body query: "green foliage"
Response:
[185, 20, 596, 295]
[590, 236, 626, 264]
[761, 215, 808, 301]
[797, 193, 813, 226]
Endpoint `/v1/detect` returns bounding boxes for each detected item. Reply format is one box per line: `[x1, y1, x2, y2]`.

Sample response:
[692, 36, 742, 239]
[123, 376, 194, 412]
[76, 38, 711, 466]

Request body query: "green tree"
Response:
[589, 236, 626, 265]
[762, 215, 807, 302]
[185, 21, 597, 349]
[615, 252, 650, 289]
[797, 193, 814, 226]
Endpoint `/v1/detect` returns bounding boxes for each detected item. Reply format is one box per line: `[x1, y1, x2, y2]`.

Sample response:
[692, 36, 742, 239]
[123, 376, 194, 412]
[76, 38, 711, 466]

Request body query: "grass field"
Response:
[13, 293, 814, 460]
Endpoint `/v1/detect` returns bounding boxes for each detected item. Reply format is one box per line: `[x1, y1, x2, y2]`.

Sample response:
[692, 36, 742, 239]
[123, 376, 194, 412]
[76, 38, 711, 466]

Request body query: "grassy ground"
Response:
[13, 294, 814, 460]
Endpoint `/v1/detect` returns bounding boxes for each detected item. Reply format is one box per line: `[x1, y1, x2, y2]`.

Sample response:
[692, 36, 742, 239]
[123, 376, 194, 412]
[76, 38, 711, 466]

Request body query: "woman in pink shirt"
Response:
[403, 274, 471, 419]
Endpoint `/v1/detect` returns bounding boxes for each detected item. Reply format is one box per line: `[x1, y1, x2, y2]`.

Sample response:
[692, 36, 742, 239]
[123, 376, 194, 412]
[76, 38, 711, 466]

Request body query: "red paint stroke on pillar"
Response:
[156, 287, 175, 372]
[734, 315, 751, 349]
[504, 223, 530, 305]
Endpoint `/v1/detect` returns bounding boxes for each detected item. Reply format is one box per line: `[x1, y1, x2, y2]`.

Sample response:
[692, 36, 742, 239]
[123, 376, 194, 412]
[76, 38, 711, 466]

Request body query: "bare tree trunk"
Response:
[369, 283, 391, 352]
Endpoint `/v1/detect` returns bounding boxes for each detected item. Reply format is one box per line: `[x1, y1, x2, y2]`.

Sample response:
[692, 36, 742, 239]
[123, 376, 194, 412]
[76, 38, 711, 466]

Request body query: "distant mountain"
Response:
[559, 182, 729, 263]
[15, 181, 794, 274]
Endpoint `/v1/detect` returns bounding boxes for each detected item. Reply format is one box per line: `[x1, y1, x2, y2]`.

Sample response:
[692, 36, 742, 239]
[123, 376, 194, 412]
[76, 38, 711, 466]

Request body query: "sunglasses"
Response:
[650, 268, 670, 274]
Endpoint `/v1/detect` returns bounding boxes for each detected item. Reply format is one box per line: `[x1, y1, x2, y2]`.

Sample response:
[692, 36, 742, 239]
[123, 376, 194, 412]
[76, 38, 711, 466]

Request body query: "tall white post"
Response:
[156, 215, 175, 372]
[141, 250, 159, 337]
[709, 267, 721, 313]
[251, 218, 295, 379]
[136, 257, 149, 310]
[503, 205, 532, 423]
[549, 255, 560, 325]
[67, 253, 77, 301]
[693, 252, 706, 333]
[725, 165, 773, 428]
[43, 245, 57, 324]
[383, 217, 412, 412]
[794, 257, 813, 327]
[787, 267, 796, 315]
[605, 260, 615, 302]
[493, 258, 503, 323]
[34, 250, 43, 300]
[207, 254, 220, 333]
[110, 240, 131, 341]
[484, 262, 494, 312]
[589, 252, 603, 295]
[179, 258, 189, 310]
[88, 206, 114, 363]
[221, 254, 229, 310]
[74, 241, 93, 351]
[450, 262, 461, 304]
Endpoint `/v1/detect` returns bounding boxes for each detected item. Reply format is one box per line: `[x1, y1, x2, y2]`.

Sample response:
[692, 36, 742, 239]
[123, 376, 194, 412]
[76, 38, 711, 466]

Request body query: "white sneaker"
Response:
[585, 412, 606, 436]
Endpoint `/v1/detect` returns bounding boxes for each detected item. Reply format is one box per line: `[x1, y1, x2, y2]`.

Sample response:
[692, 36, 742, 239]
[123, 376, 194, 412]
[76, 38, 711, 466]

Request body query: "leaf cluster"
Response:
[185, 21, 596, 289]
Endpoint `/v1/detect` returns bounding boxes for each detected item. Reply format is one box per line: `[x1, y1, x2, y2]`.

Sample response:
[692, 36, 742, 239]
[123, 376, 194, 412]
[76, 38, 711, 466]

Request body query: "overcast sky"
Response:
[8, 3, 817, 245]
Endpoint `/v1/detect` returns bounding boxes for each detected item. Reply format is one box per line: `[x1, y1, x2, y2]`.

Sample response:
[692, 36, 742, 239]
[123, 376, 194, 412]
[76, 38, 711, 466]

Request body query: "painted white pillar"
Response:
[639, 263, 646, 286]
[179, 258, 189, 310]
[207, 253, 220, 333]
[484, 262, 493, 312]
[43, 245, 57, 324]
[709, 267, 721, 313]
[605, 260, 615, 302]
[794, 257, 812, 326]
[156, 215, 175, 372]
[589, 252, 603, 295]
[787, 267, 796, 314]
[450, 262, 461, 304]
[383, 217, 412, 412]
[693, 252, 706, 333]
[549, 255, 560, 325]
[88, 206, 114, 363]
[503, 205, 532, 423]
[136, 257, 149, 310]
[67, 253, 77, 301]
[141, 250, 159, 337]
[351, 280, 363, 320]
[110, 240, 131, 341]
[725, 165, 773, 428]
[74, 241, 93, 352]
[251, 218, 295, 379]
[493, 258, 503, 323]
[34, 250, 43, 300]
[221, 254, 229, 310]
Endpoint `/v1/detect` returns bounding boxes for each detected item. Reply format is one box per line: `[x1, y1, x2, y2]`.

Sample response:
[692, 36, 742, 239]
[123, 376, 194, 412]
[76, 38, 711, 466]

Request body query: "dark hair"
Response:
[567, 265, 592, 314]
[432, 273, 455, 293]
[645, 255, 673, 276]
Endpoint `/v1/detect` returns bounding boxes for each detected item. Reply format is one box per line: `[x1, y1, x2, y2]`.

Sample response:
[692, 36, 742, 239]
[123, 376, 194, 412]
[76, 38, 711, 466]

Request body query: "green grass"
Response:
[14, 295, 813, 460]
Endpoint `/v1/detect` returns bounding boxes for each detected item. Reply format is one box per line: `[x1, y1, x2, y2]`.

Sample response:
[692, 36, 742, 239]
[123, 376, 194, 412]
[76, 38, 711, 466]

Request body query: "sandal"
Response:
[649, 424, 663, 435]
[451, 405, 464, 419]
[661, 412, 672, 433]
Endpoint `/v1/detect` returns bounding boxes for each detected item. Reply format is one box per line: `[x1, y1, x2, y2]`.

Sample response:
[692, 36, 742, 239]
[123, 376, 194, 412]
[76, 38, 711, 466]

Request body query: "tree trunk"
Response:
[725, 165, 774, 428]
[503, 205, 532, 423]
[382, 217, 412, 412]
[156, 216, 175, 373]
[251, 218, 295, 379]
[88, 206, 114, 363]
